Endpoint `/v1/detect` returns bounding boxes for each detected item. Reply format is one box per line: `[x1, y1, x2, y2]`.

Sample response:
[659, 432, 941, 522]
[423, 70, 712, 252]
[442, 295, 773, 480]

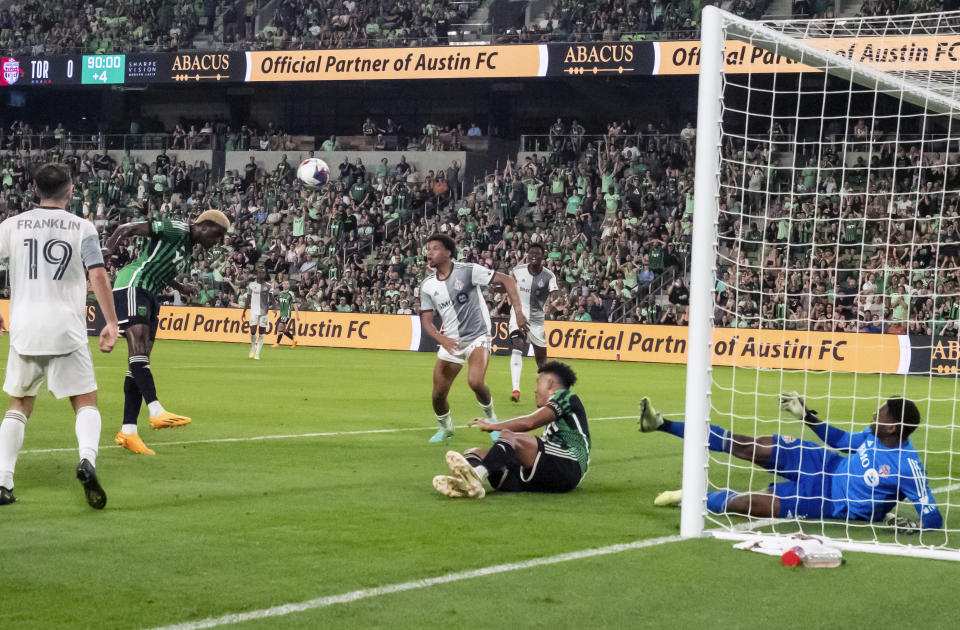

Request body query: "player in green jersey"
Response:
[105, 210, 229, 455]
[433, 361, 589, 498]
[272, 280, 300, 348]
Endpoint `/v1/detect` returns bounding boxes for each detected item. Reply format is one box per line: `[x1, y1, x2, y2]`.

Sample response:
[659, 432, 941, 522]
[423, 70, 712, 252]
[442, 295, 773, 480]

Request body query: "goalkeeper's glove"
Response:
[883, 512, 920, 535]
[780, 391, 807, 421]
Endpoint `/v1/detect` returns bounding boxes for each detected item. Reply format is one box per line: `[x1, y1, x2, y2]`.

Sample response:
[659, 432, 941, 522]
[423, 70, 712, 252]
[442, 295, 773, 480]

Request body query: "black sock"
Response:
[482, 441, 516, 471]
[128, 355, 158, 405]
[123, 373, 142, 426]
[276, 334, 283, 344]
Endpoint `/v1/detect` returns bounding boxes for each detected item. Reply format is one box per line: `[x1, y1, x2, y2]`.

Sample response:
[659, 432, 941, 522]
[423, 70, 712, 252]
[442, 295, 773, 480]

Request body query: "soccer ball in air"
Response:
[297, 158, 330, 188]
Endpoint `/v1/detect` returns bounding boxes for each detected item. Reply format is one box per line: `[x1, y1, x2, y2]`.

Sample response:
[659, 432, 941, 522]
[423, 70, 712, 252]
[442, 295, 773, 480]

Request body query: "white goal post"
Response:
[685, 6, 960, 561]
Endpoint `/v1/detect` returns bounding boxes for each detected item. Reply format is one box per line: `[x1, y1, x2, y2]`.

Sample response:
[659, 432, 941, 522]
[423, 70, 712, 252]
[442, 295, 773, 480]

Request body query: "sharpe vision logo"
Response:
[1, 57, 23, 85]
[561, 44, 635, 76]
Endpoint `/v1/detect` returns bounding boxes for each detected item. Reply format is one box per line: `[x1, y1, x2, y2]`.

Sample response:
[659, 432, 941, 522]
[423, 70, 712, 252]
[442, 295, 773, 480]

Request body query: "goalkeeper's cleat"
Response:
[149, 412, 192, 430]
[429, 427, 454, 443]
[638, 396, 663, 432]
[433, 475, 469, 498]
[0, 486, 14, 505]
[510, 390, 520, 403]
[76, 459, 106, 510]
[654, 489, 682, 507]
[445, 450, 486, 498]
[291, 339, 297, 348]
[114, 432, 155, 455]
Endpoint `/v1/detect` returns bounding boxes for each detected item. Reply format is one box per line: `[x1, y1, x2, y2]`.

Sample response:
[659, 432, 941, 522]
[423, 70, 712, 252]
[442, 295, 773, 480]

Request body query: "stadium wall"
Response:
[59, 302, 945, 374]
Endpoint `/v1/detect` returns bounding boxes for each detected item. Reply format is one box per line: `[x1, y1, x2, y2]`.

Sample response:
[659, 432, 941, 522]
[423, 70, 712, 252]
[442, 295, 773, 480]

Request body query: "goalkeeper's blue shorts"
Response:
[765, 434, 846, 520]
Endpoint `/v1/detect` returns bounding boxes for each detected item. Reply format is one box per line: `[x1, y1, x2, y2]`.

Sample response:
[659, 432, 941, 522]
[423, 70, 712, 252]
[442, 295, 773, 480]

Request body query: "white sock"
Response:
[480, 400, 496, 421]
[121, 423, 138, 435]
[256, 335, 265, 355]
[147, 400, 165, 417]
[75, 406, 101, 466]
[473, 463, 489, 481]
[436, 412, 452, 431]
[0, 410, 27, 489]
[250, 334, 257, 351]
[510, 350, 523, 391]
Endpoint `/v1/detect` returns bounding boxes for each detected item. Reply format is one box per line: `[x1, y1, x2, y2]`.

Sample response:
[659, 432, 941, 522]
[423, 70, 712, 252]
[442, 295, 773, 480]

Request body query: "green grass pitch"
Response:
[1, 339, 959, 629]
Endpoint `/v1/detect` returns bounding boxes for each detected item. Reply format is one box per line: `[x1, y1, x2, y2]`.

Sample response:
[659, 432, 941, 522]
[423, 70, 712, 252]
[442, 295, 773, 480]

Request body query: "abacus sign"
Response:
[81, 54, 125, 84]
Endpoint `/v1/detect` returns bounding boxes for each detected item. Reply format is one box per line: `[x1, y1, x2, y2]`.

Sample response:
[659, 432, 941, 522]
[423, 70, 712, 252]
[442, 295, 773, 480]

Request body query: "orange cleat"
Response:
[149, 412, 192, 430]
[114, 431, 156, 455]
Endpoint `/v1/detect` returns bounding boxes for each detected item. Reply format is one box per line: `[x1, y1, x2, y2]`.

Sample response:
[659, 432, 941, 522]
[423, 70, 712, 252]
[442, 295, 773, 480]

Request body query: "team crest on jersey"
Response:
[454, 279, 464, 291]
[878, 464, 891, 478]
[137, 306, 147, 316]
[863, 468, 880, 488]
[456, 292, 468, 305]
[537, 279, 545, 288]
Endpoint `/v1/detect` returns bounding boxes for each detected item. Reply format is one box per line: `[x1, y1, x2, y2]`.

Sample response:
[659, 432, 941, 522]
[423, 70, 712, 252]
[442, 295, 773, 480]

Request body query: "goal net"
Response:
[685, 7, 960, 560]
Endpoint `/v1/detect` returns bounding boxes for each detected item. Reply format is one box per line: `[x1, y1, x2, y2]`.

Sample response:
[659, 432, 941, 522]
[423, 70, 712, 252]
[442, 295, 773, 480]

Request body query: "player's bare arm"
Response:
[470, 405, 557, 433]
[88, 267, 119, 352]
[104, 221, 149, 255]
[171, 279, 196, 297]
[420, 309, 457, 354]
[493, 271, 528, 331]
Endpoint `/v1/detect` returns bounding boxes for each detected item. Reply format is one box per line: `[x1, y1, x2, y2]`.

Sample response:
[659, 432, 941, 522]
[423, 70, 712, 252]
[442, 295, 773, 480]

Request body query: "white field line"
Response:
[19, 415, 646, 455]
[146, 534, 687, 630]
[148, 482, 960, 630]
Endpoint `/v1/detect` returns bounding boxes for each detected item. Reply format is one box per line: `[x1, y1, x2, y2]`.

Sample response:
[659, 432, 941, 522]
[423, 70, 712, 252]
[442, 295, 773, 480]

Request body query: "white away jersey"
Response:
[511, 263, 558, 324]
[247, 281, 273, 316]
[0, 208, 104, 355]
[420, 262, 494, 344]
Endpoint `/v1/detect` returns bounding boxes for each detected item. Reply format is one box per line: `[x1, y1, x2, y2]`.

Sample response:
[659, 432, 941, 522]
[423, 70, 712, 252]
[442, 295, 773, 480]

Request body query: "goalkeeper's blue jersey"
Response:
[816, 425, 942, 529]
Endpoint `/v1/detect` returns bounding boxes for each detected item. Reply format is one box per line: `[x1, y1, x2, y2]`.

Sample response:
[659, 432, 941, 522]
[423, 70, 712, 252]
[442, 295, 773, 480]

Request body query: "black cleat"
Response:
[76, 459, 106, 510]
[0, 486, 14, 505]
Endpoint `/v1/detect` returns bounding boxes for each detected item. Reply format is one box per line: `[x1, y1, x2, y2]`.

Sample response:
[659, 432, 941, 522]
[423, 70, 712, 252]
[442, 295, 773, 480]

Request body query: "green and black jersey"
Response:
[276, 290, 295, 319]
[541, 389, 590, 474]
[113, 219, 192, 295]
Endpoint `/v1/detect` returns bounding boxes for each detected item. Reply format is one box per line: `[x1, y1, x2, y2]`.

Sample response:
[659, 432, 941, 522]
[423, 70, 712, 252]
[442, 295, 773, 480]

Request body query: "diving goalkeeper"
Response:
[640, 393, 943, 530]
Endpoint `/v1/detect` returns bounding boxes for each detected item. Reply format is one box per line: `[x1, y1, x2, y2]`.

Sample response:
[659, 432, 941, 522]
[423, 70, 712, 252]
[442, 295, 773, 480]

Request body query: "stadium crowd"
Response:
[0, 112, 957, 337]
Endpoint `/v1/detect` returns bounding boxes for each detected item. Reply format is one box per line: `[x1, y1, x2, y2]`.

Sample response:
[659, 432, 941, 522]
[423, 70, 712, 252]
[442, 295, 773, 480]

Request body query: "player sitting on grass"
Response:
[639, 393, 943, 530]
[433, 361, 588, 498]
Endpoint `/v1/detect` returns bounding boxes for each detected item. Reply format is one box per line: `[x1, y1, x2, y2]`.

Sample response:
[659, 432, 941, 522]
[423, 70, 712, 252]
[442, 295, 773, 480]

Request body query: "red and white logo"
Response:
[1, 57, 23, 85]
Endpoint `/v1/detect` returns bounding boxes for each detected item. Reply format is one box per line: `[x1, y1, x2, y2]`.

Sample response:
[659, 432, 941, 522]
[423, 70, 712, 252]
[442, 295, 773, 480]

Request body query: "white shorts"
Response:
[437, 336, 492, 365]
[3, 345, 97, 399]
[509, 312, 547, 347]
[249, 313, 269, 329]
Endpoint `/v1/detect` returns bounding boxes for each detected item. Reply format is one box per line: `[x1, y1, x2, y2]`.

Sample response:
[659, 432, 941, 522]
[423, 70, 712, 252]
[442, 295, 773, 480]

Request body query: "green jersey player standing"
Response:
[272, 280, 300, 348]
[105, 211, 229, 455]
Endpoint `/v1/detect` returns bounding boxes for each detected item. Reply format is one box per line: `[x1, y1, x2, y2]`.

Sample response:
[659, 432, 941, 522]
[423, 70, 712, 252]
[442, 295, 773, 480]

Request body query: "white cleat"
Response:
[433, 475, 469, 498]
[654, 489, 682, 507]
[445, 451, 485, 498]
[638, 396, 664, 432]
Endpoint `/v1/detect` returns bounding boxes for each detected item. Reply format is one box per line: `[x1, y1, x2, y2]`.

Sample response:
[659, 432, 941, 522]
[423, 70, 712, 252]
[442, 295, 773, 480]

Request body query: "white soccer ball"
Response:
[297, 158, 330, 188]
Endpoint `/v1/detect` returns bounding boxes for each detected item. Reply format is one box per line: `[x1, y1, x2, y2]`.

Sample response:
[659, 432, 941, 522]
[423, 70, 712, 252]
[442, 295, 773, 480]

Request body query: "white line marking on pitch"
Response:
[147, 534, 687, 630]
[19, 415, 645, 455]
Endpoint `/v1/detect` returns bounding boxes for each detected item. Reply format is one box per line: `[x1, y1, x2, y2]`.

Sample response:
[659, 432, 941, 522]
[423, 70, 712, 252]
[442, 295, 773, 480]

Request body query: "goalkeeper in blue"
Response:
[640, 393, 943, 530]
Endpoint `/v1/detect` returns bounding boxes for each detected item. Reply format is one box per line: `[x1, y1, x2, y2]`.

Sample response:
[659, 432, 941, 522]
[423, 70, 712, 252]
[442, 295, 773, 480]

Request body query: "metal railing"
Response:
[610, 264, 677, 323]
[0, 132, 217, 152]
[519, 132, 688, 153]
